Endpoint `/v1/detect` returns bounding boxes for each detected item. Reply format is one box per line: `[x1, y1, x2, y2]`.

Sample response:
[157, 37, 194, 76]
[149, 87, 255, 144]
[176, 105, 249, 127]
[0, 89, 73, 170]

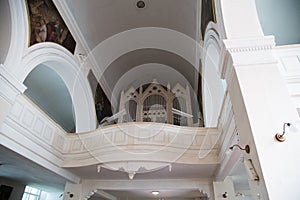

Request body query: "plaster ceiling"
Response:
[68, 163, 215, 200]
[64, 0, 199, 49]
[62, 0, 200, 96]
[100, 48, 199, 102]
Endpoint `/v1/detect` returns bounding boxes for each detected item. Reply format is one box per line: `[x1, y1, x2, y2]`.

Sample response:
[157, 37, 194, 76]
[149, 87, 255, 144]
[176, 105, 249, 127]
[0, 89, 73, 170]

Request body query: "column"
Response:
[221, 36, 300, 200]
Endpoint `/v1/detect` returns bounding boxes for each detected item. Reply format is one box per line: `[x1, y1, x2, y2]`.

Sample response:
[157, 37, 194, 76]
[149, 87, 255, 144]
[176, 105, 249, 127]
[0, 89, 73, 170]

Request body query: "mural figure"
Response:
[26, 0, 76, 53]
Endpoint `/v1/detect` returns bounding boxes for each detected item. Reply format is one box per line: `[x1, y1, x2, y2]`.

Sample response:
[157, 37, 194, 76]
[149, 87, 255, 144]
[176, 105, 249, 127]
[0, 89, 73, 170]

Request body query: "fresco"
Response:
[26, 0, 76, 53]
[87, 70, 113, 124]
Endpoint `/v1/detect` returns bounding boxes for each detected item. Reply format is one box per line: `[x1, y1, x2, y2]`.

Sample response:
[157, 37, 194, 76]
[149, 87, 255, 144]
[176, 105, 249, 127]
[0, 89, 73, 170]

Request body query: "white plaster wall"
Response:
[63, 182, 82, 200]
[273, 45, 300, 116]
[0, 0, 11, 63]
[213, 177, 235, 200]
[222, 38, 300, 199]
[0, 96, 11, 126]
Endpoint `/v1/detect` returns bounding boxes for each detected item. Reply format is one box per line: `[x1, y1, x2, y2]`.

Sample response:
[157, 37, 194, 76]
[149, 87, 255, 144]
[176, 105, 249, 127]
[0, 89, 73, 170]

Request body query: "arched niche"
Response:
[23, 64, 76, 132]
[202, 30, 226, 127]
[0, 0, 11, 64]
[20, 45, 96, 132]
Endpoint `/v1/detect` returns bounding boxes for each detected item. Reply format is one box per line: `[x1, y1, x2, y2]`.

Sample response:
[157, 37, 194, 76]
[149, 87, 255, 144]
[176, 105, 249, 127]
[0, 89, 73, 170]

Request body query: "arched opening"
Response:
[143, 94, 167, 123]
[23, 64, 75, 132]
[123, 100, 137, 122]
[173, 97, 187, 126]
[202, 42, 226, 127]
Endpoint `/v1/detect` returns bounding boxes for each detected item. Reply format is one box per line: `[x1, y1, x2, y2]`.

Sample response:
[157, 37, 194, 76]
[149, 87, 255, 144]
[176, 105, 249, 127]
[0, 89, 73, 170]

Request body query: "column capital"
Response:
[220, 36, 277, 82]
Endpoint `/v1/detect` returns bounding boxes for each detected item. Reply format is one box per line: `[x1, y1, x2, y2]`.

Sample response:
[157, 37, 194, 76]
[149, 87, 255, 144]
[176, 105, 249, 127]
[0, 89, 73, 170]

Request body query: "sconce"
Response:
[275, 122, 291, 142]
[59, 192, 74, 199]
[229, 144, 250, 154]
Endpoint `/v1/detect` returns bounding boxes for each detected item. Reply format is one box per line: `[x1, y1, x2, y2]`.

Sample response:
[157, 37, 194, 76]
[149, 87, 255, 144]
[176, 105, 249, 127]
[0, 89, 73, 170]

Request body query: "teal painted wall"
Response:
[256, 0, 300, 45]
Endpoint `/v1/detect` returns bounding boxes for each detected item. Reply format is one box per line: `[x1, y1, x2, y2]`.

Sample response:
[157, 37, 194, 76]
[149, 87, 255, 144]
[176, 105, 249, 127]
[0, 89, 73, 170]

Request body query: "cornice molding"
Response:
[223, 36, 275, 53]
[220, 36, 277, 83]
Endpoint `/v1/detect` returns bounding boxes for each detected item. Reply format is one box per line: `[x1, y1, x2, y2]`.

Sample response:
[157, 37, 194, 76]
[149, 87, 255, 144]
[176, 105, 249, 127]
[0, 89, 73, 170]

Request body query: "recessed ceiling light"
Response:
[136, 0, 146, 9]
[151, 191, 159, 196]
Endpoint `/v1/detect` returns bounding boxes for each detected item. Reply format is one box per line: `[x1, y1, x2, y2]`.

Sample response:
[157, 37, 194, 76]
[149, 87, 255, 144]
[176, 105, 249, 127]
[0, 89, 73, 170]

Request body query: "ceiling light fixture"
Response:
[229, 144, 250, 154]
[136, 0, 146, 9]
[151, 191, 159, 196]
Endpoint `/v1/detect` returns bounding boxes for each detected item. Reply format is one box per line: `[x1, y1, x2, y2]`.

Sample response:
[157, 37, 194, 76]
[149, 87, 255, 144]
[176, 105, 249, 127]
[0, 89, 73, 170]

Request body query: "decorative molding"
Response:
[220, 36, 277, 82]
[81, 179, 213, 200]
[5, 95, 66, 155]
[0, 64, 27, 103]
[62, 123, 220, 167]
[222, 36, 275, 54]
[273, 45, 300, 113]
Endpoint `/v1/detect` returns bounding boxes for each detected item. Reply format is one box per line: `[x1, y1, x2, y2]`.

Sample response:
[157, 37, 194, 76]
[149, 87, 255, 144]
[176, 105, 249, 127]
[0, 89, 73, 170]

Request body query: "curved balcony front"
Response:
[2, 94, 222, 178]
[62, 122, 220, 168]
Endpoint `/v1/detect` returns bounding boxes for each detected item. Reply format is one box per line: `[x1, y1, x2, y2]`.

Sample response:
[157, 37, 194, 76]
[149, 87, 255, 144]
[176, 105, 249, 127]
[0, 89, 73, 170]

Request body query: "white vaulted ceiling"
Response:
[64, 0, 198, 49]
[60, 0, 201, 95]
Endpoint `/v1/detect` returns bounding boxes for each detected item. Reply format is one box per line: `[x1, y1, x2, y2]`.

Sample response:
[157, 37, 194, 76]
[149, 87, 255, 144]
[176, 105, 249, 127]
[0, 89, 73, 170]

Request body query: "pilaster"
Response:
[221, 36, 300, 199]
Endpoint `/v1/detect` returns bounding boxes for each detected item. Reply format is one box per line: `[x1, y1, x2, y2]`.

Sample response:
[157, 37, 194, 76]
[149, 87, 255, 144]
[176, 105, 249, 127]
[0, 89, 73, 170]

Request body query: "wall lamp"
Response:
[275, 122, 291, 142]
[229, 144, 250, 154]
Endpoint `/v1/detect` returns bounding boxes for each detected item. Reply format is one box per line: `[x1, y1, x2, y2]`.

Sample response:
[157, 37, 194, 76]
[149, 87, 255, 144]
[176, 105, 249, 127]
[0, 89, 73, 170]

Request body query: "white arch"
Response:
[20, 43, 96, 132]
[87, 27, 202, 84]
[219, 0, 264, 39]
[4, 0, 96, 132]
[4, 0, 29, 72]
[202, 28, 225, 127]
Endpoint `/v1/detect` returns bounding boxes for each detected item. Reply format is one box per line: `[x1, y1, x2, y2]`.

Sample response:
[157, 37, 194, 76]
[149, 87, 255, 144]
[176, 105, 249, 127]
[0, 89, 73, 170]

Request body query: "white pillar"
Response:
[221, 36, 300, 200]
